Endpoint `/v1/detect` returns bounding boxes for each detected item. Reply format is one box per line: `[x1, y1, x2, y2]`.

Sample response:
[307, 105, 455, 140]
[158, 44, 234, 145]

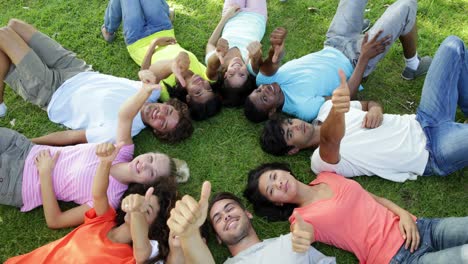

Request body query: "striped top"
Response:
[21, 144, 134, 212]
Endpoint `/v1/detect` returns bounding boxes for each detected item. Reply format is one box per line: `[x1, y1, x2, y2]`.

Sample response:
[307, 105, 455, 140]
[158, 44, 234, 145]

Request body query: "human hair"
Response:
[244, 96, 269, 123]
[152, 98, 194, 143]
[167, 81, 222, 121]
[243, 163, 296, 221]
[220, 74, 257, 107]
[115, 176, 178, 263]
[261, 117, 293, 156]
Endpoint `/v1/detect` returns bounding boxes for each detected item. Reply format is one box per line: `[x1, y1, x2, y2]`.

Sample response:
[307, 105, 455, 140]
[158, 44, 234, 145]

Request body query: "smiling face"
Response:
[209, 199, 252, 246]
[280, 118, 316, 150]
[141, 103, 180, 134]
[248, 83, 284, 114]
[128, 153, 171, 184]
[186, 74, 214, 104]
[258, 169, 298, 205]
[124, 195, 160, 225]
[224, 57, 249, 88]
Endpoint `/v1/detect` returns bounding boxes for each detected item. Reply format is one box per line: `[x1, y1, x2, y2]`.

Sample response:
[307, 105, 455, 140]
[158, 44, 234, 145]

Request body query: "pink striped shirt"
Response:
[21, 144, 134, 212]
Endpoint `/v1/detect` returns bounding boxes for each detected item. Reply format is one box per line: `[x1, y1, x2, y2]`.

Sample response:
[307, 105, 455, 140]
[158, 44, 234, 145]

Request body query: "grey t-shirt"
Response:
[223, 233, 336, 264]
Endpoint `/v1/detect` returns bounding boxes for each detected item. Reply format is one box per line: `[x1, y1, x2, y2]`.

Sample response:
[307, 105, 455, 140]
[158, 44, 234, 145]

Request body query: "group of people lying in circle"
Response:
[1, 0, 467, 263]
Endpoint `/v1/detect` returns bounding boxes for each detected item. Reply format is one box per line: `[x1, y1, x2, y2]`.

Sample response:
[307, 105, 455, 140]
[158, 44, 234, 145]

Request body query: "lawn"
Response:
[1, 0, 467, 263]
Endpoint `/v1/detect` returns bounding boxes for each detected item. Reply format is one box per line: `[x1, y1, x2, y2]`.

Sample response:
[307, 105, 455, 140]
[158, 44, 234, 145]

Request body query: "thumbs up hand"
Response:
[331, 69, 351, 113]
[121, 187, 156, 214]
[167, 181, 212, 237]
[291, 212, 315, 253]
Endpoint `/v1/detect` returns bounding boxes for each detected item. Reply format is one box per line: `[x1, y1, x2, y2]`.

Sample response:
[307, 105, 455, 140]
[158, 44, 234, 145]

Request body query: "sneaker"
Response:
[401, 56, 432, 80]
[0, 102, 7, 117]
[101, 25, 116, 43]
[362, 19, 371, 34]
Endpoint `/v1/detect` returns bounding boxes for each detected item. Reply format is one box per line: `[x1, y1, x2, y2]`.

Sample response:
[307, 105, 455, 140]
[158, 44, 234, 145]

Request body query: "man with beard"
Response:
[166, 181, 335, 264]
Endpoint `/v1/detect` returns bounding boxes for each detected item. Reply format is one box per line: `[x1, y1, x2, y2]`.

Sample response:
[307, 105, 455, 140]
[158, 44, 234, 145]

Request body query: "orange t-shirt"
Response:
[6, 207, 135, 264]
[289, 172, 414, 264]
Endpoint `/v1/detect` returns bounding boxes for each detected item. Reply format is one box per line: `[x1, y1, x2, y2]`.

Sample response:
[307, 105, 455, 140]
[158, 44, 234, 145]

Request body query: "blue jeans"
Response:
[103, 0, 172, 45]
[416, 36, 468, 176]
[390, 217, 468, 264]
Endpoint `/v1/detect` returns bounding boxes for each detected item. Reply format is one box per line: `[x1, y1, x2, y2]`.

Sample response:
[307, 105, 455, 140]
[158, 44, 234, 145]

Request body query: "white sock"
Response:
[0, 102, 7, 117]
[405, 52, 420, 70]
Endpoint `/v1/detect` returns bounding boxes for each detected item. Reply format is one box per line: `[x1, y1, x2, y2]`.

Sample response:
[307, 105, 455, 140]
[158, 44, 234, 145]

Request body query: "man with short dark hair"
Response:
[244, 0, 431, 123]
[167, 181, 335, 264]
[260, 36, 468, 183]
[0, 19, 193, 145]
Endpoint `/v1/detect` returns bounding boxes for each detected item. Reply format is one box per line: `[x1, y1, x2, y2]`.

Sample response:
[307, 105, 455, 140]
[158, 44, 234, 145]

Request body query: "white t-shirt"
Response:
[311, 101, 429, 182]
[47, 72, 160, 143]
[223, 233, 336, 264]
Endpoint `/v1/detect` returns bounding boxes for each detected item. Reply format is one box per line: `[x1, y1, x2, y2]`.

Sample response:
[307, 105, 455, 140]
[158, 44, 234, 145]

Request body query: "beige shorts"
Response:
[4, 32, 92, 109]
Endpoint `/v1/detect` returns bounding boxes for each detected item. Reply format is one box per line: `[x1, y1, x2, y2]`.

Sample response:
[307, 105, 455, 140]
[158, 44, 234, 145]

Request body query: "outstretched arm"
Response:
[35, 150, 90, 229]
[31, 130, 87, 146]
[348, 30, 391, 98]
[259, 27, 287, 76]
[167, 182, 215, 264]
[141, 37, 177, 70]
[319, 70, 349, 164]
[115, 82, 161, 145]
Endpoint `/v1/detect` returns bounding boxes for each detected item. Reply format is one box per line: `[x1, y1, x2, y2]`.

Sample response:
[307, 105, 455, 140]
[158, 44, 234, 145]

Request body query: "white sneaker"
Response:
[0, 102, 7, 117]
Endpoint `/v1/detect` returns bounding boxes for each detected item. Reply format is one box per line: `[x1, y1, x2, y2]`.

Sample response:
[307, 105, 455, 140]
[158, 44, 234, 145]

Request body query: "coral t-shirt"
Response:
[6, 207, 135, 263]
[289, 172, 414, 264]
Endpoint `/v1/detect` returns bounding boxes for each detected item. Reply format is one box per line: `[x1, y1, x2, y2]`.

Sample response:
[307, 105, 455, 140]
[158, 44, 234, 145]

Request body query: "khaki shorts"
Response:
[4, 32, 92, 109]
[0, 128, 34, 207]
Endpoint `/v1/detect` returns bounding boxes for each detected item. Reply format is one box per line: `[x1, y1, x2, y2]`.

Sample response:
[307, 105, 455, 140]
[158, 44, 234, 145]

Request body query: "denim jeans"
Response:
[103, 0, 172, 45]
[324, 0, 417, 77]
[416, 36, 468, 176]
[390, 217, 468, 264]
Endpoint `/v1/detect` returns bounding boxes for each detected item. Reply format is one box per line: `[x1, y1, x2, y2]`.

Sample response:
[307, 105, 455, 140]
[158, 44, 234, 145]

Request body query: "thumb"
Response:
[145, 187, 154, 202]
[176, 72, 186, 87]
[272, 46, 280, 63]
[338, 69, 347, 88]
[199, 181, 211, 208]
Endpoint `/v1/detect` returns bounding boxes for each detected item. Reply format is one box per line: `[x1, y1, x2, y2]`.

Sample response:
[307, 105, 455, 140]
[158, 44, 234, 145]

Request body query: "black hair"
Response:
[167, 80, 222, 120]
[115, 177, 178, 263]
[220, 73, 257, 107]
[244, 96, 269, 123]
[261, 117, 293, 156]
[243, 163, 296, 222]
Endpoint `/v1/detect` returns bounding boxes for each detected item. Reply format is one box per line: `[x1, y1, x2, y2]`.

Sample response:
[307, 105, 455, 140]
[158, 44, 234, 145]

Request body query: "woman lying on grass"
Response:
[244, 162, 468, 264]
[0, 82, 187, 229]
[6, 143, 178, 263]
[205, 0, 267, 107]
[102, 0, 222, 120]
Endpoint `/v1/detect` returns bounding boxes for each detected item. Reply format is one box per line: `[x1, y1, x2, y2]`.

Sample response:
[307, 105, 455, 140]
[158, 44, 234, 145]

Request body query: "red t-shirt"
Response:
[289, 172, 413, 264]
[6, 207, 136, 264]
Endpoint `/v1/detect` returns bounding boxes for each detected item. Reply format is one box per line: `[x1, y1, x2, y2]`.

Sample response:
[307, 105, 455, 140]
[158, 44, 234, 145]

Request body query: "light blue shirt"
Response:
[256, 47, 363, 122]
[206, 12, 266, 76]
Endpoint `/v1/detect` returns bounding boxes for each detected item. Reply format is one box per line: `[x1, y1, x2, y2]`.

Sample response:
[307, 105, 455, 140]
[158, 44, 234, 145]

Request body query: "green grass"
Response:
[1, 0, 468, 262]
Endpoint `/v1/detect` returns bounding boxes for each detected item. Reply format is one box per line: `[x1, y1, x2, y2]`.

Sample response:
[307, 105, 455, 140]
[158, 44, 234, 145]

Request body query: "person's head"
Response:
[168, 79, 222, 121]
[223, 57, 249, 89]
[220, 71, 256, 107]
[115, 176, 178, 263]
[208, 192, 254, 246]
[243, 163, 296, 221]
[142, 99, 194, 143]
[244, 83, 284, 123]
[261, 117, 318, 155]
[128, 152, 175, 184]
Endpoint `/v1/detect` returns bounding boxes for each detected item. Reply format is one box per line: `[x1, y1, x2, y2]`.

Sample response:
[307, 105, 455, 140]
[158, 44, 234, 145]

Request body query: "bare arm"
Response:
[259, 27, 287, 76]
[206, 5, 240, 54]
[166, 234, 185, 264]
[142, 40, 160, 71]
[131, 211, 153, 264]
[31, 130, 87, 146]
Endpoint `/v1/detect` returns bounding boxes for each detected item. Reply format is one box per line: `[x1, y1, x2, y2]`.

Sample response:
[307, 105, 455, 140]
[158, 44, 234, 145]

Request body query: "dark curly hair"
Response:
[220, 73, 257, 107]
[243, 163, 296, 222]
[115, 176, 178, 264]
[152, 98, 194, 143]
[244, 96, 269, 123]
[167, 80, 222, 121]
[261, 117, 293, 156]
